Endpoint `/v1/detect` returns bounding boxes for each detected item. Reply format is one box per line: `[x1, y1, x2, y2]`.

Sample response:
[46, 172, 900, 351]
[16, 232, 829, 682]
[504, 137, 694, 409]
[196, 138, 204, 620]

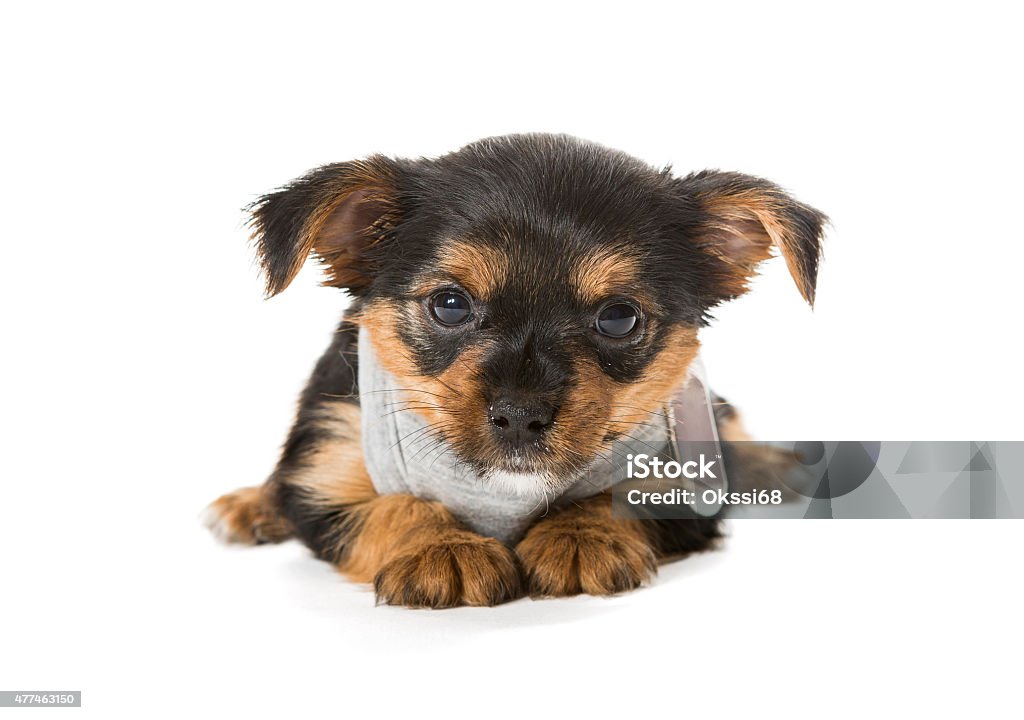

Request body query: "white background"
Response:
[2, 2, 1021, 718]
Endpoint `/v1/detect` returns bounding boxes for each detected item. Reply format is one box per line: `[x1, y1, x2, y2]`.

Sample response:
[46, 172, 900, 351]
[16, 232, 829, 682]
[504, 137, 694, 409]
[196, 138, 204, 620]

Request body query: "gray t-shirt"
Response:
[358, 325, 717, 544]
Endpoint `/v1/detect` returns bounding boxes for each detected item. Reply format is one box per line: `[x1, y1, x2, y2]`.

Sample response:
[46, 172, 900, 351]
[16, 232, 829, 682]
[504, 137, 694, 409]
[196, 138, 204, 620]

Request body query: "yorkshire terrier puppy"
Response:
[203, 134, 826, 608]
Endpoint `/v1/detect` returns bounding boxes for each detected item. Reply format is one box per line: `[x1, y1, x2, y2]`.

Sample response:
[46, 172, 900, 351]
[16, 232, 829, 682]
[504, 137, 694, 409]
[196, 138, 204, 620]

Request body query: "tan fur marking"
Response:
[355, 301, 419, 378]
[339, 494, 522, 606]
[294, 400, 375, 505]
[545, 325, 700, 469]
[371, 527, 523, 607]
[572, 249, 641, 305]
[358, 300, 488, 433]
[430, 241, 510, 301]
[606, 325, 700, 432]
[338, 494, 453, 582]
[203, 484, 292, 544]
[516, 493, 656, 596]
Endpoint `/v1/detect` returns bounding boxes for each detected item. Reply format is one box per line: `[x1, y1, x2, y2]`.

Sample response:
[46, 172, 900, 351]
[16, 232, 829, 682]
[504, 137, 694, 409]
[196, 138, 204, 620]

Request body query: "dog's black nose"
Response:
[489, 397, 554, 447]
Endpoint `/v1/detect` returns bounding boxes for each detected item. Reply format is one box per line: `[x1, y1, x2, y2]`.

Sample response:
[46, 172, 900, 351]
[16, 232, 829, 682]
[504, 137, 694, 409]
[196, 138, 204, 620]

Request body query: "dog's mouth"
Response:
[439, 411, 613, 497]
[489, 445, 562, 479]
[465, 440, 565, 482]
[482, 455, 580, 498]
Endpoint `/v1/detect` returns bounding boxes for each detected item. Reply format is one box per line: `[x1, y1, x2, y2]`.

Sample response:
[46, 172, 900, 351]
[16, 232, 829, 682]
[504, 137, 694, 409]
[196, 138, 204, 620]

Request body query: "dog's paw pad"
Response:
[373, 533, 522, 608]
[517, 522, 656, 597]
[201, 487, 290, 545]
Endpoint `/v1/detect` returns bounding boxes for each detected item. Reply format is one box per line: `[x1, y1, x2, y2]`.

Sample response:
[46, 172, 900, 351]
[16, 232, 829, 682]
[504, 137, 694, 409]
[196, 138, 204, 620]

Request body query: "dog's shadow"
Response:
[273, 540, 726, 649]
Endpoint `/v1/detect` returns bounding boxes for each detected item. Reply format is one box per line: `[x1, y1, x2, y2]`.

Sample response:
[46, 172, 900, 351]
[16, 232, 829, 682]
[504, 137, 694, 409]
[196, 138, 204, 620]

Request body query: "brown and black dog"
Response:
[203, 134, 826, 608]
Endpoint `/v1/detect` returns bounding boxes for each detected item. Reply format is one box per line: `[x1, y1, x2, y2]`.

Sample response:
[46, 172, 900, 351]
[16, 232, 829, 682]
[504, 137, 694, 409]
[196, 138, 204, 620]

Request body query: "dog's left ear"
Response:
[678, 171, 828, 306]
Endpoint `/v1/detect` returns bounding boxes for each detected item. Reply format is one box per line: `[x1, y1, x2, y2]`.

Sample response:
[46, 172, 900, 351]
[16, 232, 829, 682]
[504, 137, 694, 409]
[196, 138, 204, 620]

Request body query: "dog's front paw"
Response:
[516, 510, 657, 597]
[373, 532, 523, 608]
[201, 486, 291, 544]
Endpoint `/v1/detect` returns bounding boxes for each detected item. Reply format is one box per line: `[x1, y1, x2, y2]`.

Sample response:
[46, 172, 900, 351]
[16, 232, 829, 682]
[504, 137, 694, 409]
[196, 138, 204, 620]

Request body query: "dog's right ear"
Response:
[248, 157, 402, 296]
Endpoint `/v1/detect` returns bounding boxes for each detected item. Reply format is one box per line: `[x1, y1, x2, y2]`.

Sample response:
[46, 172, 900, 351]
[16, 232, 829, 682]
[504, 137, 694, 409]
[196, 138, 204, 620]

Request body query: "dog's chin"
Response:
[481, 453, 583, 498]
[455, 434, 608, 498]
[486, 469, 554, 498]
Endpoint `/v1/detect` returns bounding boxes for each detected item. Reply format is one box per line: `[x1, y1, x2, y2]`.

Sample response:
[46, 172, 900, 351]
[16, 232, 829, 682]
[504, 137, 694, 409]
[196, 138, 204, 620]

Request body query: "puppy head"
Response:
[251, 135, 827, 496]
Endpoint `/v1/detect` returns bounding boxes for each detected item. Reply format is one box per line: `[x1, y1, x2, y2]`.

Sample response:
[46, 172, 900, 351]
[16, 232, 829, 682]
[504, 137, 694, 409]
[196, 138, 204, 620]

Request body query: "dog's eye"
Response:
[429, 291, 473, 326]
[595, 303, 639, 338]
